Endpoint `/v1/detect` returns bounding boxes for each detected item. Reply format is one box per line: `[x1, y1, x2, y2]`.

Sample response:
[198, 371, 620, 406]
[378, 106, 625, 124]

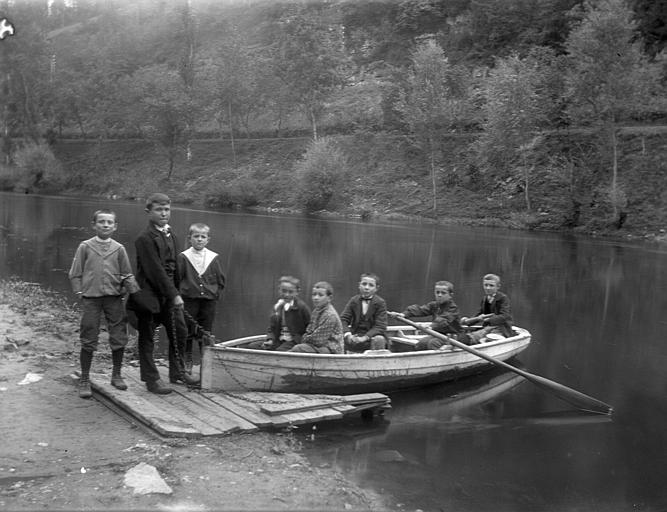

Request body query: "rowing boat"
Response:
[200, 323, 531, 394]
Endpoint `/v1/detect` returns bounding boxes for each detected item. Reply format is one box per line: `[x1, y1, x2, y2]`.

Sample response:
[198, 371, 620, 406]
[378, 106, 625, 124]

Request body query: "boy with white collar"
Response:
[69, 209, 139, 398]
[177, 223, 226, 371]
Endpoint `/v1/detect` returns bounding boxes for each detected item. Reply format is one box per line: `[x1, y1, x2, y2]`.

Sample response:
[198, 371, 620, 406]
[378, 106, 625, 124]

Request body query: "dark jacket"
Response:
[402, 299, 463, 335]
[267, 297, 311, 345]
[475, 291, 513, 337]
[340, 294, 388, 339]
[127, 224, 181, 314]
[177, 250, 226, 301]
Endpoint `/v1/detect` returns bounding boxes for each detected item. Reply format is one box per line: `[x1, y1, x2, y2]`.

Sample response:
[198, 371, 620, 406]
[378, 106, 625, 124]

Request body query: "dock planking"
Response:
[83, 366, 390, 438]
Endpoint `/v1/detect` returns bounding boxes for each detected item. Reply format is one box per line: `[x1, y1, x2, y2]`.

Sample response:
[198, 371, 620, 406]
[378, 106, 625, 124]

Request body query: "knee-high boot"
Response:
[110, 348, 128, 390]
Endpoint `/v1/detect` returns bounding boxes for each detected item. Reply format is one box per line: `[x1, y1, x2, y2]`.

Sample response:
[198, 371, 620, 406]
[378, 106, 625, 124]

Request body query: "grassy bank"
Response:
[4, 129, 667, 242]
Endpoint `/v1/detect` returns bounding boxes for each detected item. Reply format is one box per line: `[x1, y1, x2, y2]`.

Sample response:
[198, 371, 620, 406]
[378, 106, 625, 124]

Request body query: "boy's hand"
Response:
[173, 295, 184, 309]
[262, 339, 274, 349]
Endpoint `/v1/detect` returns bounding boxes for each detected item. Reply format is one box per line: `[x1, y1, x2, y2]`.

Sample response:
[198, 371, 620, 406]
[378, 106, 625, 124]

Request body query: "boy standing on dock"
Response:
[69, 209, 139, 398]
[127, 193, 199, 394]
[177, 222, 226, 371]
[340, 273, 388, 353]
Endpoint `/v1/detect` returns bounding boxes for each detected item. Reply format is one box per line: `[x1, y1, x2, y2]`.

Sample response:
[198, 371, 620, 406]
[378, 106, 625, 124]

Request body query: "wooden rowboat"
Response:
[200, 324, 531, 394]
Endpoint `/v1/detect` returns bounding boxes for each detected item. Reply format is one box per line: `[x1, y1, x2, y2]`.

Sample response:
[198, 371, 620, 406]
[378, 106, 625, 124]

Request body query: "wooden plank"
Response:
[87, 373, 201, 438]
[204, 393, 288, 428]
[259, 392, 389, 416]
[259, 397, 343, 416]
[175, 390, 258, 433]
[120, 369, 245, 436]
[281, 407, 343, 424]
[338, 392, 389, 404]
[105, 370, 227, 436]
[389, 336, 420, 347]
[331, 404, 358, 414]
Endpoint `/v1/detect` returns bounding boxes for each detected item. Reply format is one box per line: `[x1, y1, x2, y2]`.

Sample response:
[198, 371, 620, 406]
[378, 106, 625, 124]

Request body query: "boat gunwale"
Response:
[207, 327, 531, 360]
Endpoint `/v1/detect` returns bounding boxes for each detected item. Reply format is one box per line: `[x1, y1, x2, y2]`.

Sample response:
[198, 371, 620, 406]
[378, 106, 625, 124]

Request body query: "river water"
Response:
[1, 191, 666, 511]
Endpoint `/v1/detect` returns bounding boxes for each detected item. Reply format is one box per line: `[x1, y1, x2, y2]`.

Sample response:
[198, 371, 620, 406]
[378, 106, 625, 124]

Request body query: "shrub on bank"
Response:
[205, 177, 263, 209]
[0, 164, 20, 191]
[13, 143, 65, 193]
[294, 137, 349, 212]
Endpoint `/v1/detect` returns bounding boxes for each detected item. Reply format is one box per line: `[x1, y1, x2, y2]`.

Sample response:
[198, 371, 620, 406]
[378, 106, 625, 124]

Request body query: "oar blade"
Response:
[390, 313, 613, 416]
[523, 373, 613, 416]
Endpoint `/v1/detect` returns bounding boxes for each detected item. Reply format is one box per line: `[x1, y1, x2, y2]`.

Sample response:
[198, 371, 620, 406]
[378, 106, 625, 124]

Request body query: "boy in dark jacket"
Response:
[248, 276, 311, 351]
[461, 273, 513, 344]
[395, 280, 465, 351]
[178, 223, 226, 371]
[340, 273, 388, 353]
[127, 193, 198, 394]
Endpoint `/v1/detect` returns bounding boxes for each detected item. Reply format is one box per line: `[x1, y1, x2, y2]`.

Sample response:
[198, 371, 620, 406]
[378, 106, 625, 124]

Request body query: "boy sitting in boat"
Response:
[461, 273, 513, 344]
[340, 273, 388, 353]
[288, 281, 344, 354]
[248, 275, 311, 351]
[392, 280, 468, 350]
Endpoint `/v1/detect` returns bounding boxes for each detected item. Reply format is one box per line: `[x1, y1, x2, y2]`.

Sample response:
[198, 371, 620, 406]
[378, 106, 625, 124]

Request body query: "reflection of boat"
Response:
[200, 324, 531, 394]
[386, 367, 613, 432]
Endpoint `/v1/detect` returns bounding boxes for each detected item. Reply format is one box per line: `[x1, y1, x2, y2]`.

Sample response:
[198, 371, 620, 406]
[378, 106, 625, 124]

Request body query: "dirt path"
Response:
[0, 292, 390, 510]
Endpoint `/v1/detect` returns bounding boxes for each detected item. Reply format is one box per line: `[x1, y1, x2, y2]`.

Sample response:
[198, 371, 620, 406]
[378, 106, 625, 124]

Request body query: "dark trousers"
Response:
[183, 298, 217, 359]
[136, 305, 188, 383]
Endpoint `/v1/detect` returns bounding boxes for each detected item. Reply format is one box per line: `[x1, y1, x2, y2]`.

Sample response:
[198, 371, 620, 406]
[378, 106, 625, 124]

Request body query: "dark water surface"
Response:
[2, 192, 666, 511]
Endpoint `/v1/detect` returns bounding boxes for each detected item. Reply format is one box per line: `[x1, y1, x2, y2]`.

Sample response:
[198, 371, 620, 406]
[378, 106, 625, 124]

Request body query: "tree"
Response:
[270, 6, 349, 140]
[564, 0, 661, 227]
[394, 39, 472, 216]
[127, 64, 195, 179]
[476, 52, 548, 211]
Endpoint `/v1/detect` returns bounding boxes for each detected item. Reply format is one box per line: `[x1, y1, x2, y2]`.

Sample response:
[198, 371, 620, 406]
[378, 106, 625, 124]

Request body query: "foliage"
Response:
[395, 39, 472, 215]
[12, 142, 65, 192]
[564, 0, 663, 225]
[475, 51, 554, 210]
[125, 64, 196, 179]
[205, 178, 263, 209]
[294, 137, 349, 212]
[267, 5, 351, 139]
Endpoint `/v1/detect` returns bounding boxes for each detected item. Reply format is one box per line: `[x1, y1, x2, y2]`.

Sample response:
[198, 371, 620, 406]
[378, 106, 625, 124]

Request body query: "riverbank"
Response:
[41, 131, 667, 243]
[0, 278, 391, 511]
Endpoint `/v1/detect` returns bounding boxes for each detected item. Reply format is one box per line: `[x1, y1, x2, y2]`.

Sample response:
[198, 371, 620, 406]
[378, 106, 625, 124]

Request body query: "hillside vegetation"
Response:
[50, 127, 667, 239]
[1, 0, 667, 237]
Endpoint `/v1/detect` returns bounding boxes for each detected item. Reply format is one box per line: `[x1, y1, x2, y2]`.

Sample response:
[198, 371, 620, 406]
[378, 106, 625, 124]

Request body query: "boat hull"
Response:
[200, 327, 531, 394]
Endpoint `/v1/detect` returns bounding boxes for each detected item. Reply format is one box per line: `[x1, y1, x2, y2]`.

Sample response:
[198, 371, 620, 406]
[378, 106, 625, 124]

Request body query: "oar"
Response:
[389, 314, 613, 416]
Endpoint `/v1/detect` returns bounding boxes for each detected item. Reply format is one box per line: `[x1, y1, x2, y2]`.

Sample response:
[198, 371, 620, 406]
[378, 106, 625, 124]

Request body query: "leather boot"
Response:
[110, 349, 127, 390]
[79, 349, 93, 398]
[146, 379, 173, 394]
[170, 372, 200, 386]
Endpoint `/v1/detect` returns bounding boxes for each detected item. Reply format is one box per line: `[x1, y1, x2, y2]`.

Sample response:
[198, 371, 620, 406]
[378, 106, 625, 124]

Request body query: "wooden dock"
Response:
[83, 367, 390, 438]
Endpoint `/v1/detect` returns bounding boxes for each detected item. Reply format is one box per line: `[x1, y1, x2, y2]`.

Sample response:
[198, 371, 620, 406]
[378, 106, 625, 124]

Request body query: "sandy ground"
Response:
[0, 297, 391, 511]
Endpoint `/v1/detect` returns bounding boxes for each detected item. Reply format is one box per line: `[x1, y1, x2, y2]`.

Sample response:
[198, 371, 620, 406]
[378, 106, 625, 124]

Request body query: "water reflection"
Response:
[3, 192, 667, 510]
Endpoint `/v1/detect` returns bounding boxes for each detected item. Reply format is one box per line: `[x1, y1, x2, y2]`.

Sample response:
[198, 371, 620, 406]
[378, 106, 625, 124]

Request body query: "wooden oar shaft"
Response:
[393, 315, 613, 416]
